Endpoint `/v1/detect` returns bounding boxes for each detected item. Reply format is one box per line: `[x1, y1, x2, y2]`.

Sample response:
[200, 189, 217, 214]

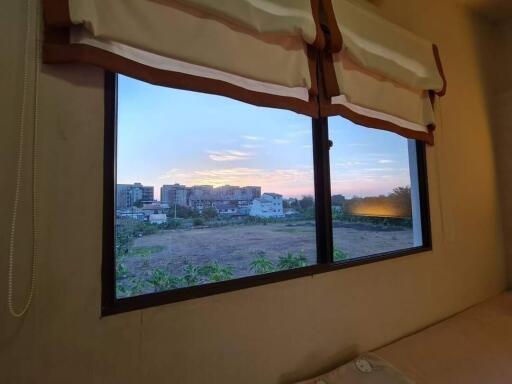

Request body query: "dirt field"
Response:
[122, 222, 413, 281]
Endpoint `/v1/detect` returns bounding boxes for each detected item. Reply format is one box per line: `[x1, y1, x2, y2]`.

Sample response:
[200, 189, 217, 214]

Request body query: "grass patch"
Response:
[128, 245, 166, 257]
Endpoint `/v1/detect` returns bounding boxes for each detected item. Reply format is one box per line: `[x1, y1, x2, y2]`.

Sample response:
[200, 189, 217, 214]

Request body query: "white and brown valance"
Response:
[42, 0, 446, 144]
[43, 0, 323, 116]
[320, 0, 446, 144]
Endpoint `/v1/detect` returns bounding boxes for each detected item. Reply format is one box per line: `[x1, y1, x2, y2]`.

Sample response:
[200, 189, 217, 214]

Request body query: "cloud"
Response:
[336, 161, 364, 168]
[272, 139, 291, 144]
[207, 150, 253, 162]
[241, 135, 265, 141]
[378, 159, 396, 164]
[158, 167, 314, 197]
[241, 144, 262, 149]
[285, 127, 310, 137]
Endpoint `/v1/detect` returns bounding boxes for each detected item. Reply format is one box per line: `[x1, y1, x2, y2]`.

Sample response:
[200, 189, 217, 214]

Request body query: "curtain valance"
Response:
[43, 0, 321, 116]
[42, 0, 446, 143]
[320, 0, 446, 143]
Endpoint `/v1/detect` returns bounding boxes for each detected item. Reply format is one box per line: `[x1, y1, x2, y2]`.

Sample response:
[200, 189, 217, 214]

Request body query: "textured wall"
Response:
[478, 19, 512, 288]
[0, 1, 508, 383]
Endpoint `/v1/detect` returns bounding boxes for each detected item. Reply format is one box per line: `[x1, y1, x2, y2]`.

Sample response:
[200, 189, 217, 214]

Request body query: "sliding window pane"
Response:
[329, 118, 424, 261]
[116, 75, 317, 298]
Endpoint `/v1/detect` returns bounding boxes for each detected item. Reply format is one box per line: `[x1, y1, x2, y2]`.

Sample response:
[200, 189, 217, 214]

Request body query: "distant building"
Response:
[149, 213, 167, 225]
[117, 208, 145, 221]
[189, 185, 214, 198]
[215, 203, 239, 216]
[250, 193, 284, 218]
[241, 186, 261, 200]
[142, 202, 169, 216]
[161, 184, 188, 207]
[215, 185, 241, 200]
[117, 183, 154, 208]
[189, 197, 215, 213]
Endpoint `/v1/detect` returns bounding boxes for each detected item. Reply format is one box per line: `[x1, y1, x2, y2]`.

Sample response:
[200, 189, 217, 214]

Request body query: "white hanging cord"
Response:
[8, 0, 40, 318]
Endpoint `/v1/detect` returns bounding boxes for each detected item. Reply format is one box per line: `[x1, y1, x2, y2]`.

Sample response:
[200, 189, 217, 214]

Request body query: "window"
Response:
[103, 73, 430, 315]
[329, 119, 428, 261]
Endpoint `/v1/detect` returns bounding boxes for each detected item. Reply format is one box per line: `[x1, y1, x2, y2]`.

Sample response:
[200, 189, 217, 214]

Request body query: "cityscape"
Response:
[117, 182, 288, 224]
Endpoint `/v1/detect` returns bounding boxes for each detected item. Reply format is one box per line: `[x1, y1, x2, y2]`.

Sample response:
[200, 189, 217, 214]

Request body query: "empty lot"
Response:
[122, 222, 413, 280]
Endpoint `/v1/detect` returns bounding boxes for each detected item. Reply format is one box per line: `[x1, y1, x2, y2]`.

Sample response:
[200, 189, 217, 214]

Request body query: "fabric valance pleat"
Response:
[320, 0, 446, 144]
[42, 0, 446, 144]
[43, 0, 321, 116]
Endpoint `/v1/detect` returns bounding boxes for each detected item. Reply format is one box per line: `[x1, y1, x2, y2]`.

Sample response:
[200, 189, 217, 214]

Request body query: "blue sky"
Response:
[117, 75, 411, 200]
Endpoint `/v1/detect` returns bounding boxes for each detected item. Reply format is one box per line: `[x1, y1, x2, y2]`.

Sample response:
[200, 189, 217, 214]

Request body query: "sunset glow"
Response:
[117, 76, 411, 200]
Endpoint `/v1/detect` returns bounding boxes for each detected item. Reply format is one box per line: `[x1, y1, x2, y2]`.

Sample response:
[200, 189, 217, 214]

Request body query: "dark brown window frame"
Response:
[101, 71, 432, 316]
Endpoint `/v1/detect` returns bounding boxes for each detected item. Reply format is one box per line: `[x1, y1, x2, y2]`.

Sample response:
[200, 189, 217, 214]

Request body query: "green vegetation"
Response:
[250, 252, 275, 274]
[333, 247, 349, 262]
[202, 207, 218, 220]
[116, 249, 315, 298]
[198, 261, 234, 282]
[277, 251, 308, 270]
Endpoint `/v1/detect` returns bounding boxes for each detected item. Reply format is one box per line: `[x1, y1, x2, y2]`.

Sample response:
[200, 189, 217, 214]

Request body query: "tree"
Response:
[175, 205, 196, 219]
[133, 200, 143, 208]
[202, 207, 218, 220]
[331, 194, 346, 206]
[299, 196, 314, 210]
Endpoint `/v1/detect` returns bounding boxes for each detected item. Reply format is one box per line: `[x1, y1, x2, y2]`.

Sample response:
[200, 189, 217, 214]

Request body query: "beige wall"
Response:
[477, 18, 512, 286]
[0, 1, 508, 383]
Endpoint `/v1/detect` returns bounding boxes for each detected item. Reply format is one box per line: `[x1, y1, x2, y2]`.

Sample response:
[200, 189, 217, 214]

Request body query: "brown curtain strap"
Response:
[320, 50, 341, 99]
[42, 0, 71, 26]
[319, 0, 343, 53]
[433, 44, 447, 97]
[310, 0, 326, 50]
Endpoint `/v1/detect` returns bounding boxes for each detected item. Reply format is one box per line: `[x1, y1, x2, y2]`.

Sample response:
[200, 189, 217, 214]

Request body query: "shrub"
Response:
[183, 262, 200, 286]
[147, 268, 174, 292]
[160, 219, 181, 229]
[333, 247, 349, 262]
[278, 251, 308, 270]
[116, 260, 129, 278]
[202, 207, 218, 220]
[198, 261, 234, 282]
[250, 252, 275, 274]
[193, 217, 204, 226]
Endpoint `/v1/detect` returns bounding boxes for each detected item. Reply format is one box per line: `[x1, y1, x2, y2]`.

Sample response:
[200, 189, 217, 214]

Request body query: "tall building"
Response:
[161, 184, 188, 207]
[189, 185, 214, 199]
[116, 183, 154, 208]
[241, 186, 261, 200]
[214, 185, 241, 200]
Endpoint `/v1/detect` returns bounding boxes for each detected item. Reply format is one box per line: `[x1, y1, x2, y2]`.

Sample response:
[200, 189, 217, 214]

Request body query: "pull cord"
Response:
[8, 0, 40, 318]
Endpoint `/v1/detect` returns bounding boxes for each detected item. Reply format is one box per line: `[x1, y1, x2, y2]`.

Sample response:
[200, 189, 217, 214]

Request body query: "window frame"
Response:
[101, 72, 432, 316]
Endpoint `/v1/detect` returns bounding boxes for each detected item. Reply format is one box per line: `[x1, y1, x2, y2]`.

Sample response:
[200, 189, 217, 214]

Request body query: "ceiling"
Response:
[460, 0, 512, 23]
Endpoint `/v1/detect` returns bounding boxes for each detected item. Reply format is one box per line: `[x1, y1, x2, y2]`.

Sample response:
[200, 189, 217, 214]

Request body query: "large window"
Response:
[103, 74, 430, 314]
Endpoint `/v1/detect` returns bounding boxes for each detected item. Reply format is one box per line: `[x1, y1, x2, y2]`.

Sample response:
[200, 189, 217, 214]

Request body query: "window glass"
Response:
[116, 75, 317, 298]
[328, 118, 423, 261]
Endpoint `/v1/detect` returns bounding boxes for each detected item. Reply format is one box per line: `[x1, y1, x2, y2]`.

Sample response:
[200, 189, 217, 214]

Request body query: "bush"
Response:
[278, 251, 308, 270]
[333, 247, 349, 262]
[147, 268, 185, 292]
[202, 207, 218, 220]
[160, 219, 181, 229]
[193, 217, 204, 226]
[250, 252, 275, 274]
[198, 261, 234, 282]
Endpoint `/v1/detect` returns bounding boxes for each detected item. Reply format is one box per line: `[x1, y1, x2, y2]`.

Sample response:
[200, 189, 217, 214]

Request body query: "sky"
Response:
[117, 75, 411, 200]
